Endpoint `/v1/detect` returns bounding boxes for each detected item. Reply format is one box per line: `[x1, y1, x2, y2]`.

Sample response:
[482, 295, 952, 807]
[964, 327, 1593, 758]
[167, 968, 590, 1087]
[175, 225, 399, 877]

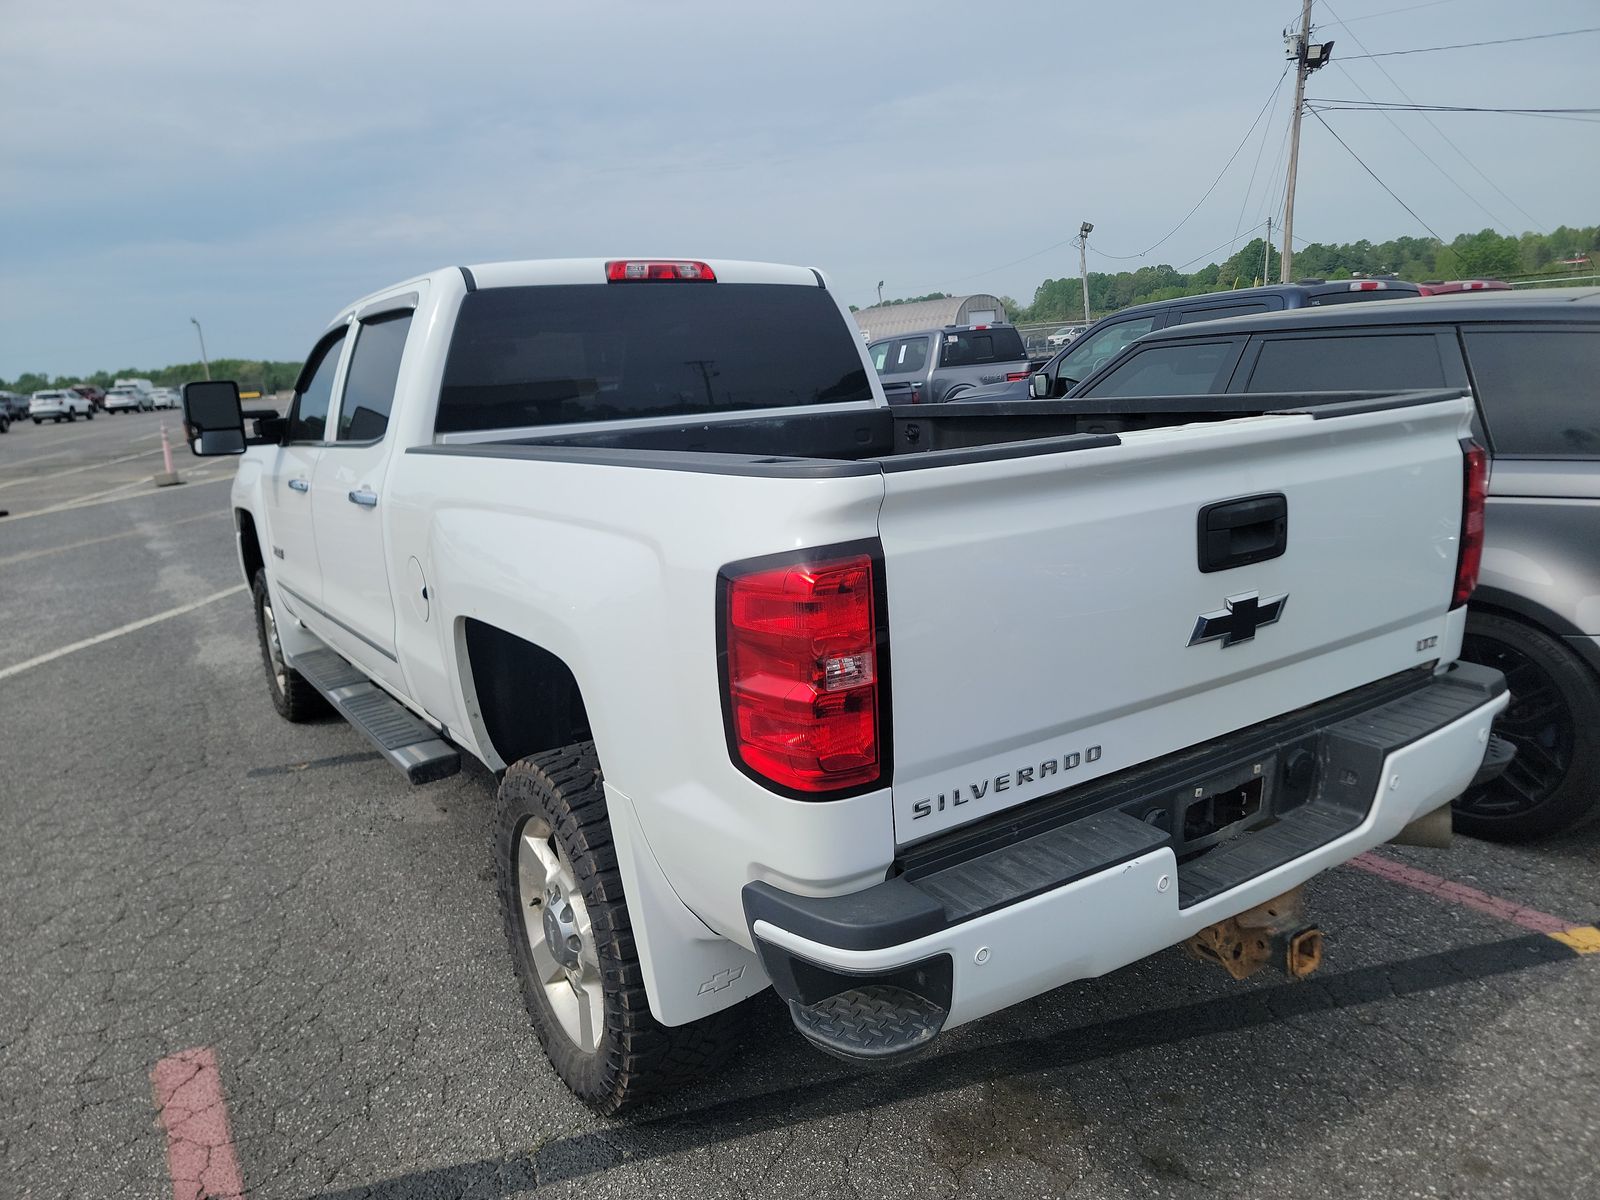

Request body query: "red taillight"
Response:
[605, 259, 717, 282]
[1452, 439, 1489, 609]
[1005, 370, 1028, 382]
[1348, 280, 1385, 291]
[722, 550, 884, 794]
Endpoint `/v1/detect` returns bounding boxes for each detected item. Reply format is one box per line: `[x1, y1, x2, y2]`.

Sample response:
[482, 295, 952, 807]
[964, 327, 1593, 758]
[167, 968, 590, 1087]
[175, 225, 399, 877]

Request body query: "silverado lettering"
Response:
[912, 746, 1105, 819]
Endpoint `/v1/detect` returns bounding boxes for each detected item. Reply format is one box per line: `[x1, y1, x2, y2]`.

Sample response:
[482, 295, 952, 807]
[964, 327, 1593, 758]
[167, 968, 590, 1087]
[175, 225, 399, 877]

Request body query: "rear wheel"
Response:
[1454, 611, 1600, 839]
[496, 743, 742, 1113]
[252, 569, 327, 721]
[84, 407, 93, 420]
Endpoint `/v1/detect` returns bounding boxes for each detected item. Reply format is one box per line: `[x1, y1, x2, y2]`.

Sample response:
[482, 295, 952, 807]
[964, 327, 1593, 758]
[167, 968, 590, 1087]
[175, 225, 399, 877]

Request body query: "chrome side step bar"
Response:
[287, 644, 460, 784]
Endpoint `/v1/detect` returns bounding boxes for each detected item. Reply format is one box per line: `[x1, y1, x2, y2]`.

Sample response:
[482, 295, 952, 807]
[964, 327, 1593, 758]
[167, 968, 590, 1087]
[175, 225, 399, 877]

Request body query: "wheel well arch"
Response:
[460, 619, 591, 769]
[236, 508, 264, 585]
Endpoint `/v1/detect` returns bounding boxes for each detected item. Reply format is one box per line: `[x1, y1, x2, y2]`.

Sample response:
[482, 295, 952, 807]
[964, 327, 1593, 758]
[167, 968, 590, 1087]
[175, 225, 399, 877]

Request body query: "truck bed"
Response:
[414, 390, 1464, 476]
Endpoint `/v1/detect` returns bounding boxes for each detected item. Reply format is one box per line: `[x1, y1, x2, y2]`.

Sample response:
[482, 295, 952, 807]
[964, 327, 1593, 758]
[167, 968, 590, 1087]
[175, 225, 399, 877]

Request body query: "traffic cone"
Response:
[153, 420, 184, 487]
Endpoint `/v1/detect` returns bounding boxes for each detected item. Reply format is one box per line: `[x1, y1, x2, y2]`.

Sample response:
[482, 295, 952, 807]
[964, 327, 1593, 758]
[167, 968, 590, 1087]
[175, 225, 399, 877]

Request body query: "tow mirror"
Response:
[182, 380, 246, 456]
[1029, 371, 1051, 399]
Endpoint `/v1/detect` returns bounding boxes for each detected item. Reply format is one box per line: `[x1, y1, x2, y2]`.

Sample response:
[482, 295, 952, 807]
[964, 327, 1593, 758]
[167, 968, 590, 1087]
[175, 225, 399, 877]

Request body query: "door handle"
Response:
[348, 487, 379, 508]
[287, 478, 310, 493]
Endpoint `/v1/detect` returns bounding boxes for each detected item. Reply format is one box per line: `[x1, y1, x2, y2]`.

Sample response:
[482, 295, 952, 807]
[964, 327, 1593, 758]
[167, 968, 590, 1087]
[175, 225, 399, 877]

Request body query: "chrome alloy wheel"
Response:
[516, 819, 604, 1053]
[260, 595, 288, 693]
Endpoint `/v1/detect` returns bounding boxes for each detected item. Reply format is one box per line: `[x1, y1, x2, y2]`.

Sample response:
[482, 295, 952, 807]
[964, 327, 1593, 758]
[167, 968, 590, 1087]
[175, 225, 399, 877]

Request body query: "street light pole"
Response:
[1078, 222, 1094, 325]
[190, 318, 211, 380]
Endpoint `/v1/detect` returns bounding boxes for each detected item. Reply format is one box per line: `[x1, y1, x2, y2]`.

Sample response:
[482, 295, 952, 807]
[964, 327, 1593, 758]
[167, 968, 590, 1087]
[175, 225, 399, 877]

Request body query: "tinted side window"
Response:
[1083, 341, 1238, 397]
[1057, 315, 1158, 382]
[880, 336, 930, 376]
[1244, 333, 1445, 393]
[1465, 329, 1600, 456]
[337, 312, 412, 442]
[1175, 302, 1269, 325]
[288, 330, 347, 442]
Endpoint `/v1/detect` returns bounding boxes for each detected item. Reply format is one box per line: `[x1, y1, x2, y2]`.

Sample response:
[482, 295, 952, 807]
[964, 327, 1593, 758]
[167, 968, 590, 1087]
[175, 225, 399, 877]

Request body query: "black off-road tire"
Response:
[84, 407, 93, 420]
[495, 743, 743, 1114]
[1454, 610, 1600, 840]
[251, 569, 327, 722]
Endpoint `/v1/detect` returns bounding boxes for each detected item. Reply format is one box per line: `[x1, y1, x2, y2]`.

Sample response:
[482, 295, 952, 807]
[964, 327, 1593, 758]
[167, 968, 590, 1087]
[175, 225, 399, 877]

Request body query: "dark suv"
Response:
[955, 278, 1421, 404]
[1073, 288, 1600, 839]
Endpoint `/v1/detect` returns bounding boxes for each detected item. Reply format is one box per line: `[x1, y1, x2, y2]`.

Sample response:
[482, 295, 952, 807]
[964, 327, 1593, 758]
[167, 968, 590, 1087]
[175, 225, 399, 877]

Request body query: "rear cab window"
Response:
[1465, 328, 1600, 457]
[437, 283, 872, 433]
[938, 327, 1026, 367]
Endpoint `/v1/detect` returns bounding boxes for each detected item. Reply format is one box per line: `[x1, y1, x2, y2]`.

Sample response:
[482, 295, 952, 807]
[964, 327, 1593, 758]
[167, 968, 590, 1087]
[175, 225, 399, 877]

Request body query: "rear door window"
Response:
[1081, 339, 1242, 397]
[876, 336, 930, 376]
[1464, 328, 1600, 457]
[336, 312, 412, 442]
[938, 326, 1026, 367]
[1243, 333, 1446, 393]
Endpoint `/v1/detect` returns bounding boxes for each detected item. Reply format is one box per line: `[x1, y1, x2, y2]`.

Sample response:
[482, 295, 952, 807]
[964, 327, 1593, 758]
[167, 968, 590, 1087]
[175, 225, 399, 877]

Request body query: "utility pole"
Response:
[190, 317, 211, 380]
[1280, 2, 1333, 283]
[1263, 216, 1272, 285]
[1078, 221, 1093, 324]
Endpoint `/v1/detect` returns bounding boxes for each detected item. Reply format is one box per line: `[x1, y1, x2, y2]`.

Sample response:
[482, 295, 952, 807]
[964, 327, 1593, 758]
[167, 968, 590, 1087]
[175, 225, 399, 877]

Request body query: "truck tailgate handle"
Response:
[1198, 493, 1287, 573]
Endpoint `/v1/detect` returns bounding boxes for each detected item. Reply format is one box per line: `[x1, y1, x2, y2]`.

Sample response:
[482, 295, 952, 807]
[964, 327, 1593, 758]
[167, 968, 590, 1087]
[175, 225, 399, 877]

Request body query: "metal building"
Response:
[852, 294, 1008, 341]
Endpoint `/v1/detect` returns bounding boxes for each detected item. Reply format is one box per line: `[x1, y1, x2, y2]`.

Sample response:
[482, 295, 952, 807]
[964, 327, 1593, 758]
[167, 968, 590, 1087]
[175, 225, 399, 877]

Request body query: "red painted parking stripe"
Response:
[1347, 851, 1575, 934]
[150, 1047, 246, 1200]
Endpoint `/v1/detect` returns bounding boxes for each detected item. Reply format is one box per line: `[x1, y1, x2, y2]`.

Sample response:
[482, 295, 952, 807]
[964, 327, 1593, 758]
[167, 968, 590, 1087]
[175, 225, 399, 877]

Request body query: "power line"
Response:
[1309, 100, 1600, 115]
[1324, 62, 1513, 231]
[1317, 0, 1457, 28]
[1174, 221, 1274, 274]
[1309, 100, 1600, 120]
[1339, 25, 1600, 58]
[1093, 67, 1289, 261]
[1307, 109, 1454, 255]
[1317, 0, 1548, 232]
[1234, 70, 1290, 242]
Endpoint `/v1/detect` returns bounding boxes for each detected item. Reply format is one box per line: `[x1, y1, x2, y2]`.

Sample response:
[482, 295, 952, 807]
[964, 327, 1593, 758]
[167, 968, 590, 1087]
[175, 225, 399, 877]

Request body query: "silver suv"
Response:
[1072, 288, 1600, 839]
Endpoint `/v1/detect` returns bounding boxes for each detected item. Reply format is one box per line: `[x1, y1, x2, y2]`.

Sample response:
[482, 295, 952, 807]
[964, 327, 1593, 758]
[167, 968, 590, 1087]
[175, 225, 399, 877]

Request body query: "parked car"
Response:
[104, 385, 152, 412]
[959, 278, 1423, 404]
[1069, 288, 1600, 839]
[29, 389, 95, 423]
[184, 256, 1504, 1112]
[1420, 280, 1514, 295]
[0, 391, 27, 420]
[148, 387, 181, 409]
[71, 384, 107, 410]
[1046, 324, 1085, 348]
[867, 323, 1032, 404]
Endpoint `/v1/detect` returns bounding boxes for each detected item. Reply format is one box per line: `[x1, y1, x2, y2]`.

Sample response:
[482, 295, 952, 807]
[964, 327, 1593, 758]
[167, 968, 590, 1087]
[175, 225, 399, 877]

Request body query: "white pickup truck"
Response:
[184, 257, 1510, 1114]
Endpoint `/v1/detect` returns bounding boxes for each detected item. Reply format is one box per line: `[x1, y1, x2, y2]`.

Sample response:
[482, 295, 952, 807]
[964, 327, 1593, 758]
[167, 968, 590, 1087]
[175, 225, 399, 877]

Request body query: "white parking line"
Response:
[0, 511, 227, 568]
[0, 445, 163, 491]
[0, 449, 72, 470]
[0, 585, 246, 682]
[0, 473, 231, 522]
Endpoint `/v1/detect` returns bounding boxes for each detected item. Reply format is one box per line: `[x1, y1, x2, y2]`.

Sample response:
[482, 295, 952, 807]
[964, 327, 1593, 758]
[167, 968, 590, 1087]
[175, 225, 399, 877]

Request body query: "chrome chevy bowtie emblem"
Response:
[1189, 591, 1288, 648]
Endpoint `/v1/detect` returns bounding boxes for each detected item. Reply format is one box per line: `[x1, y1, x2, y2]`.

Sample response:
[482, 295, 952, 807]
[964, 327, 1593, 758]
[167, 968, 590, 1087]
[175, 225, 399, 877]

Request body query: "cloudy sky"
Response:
[2, 0, 1595, 379]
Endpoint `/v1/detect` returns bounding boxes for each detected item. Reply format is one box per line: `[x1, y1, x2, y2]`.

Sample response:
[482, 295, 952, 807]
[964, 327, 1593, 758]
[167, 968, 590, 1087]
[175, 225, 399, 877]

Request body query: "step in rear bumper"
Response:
[746, 664, 1507, 1042]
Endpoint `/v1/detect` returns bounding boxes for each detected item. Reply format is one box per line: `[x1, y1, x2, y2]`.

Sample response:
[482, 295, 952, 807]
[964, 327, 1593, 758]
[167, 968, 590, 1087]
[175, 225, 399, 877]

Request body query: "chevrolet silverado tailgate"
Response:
[877, 396, 1474, 844]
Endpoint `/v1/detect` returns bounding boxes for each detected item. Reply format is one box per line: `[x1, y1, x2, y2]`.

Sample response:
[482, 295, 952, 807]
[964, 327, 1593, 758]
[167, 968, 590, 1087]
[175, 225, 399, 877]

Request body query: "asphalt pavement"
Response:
[2, 413, 1597, 1199]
